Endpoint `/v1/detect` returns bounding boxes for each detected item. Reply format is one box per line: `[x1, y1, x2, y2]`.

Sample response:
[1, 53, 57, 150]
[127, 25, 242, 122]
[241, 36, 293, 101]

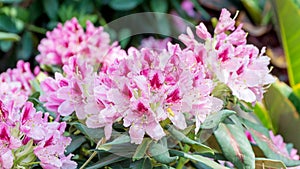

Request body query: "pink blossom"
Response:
[89, 44, 222, 143]
[34, 122, 76, 169]
[36, 18, 126, 68]
[0, 61, 36, 108]
[140, 36, 171, 52]
[215, 8, 235, 34]
[269, 131, 300, 161]
[181, 0, 196, 17]
[0, 123, 22, 169]
[179, 8, 274, 103]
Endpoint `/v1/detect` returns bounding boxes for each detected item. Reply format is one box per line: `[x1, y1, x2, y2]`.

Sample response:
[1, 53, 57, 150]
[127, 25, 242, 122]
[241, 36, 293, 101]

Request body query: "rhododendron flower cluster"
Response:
[0, 60, 37, 109]
[179, 9, 275, 103]
[38, 8, 275, 145]
[0, 62, 76, 169]
[0, 100, 76, 169]
[36, 17, 126, 69]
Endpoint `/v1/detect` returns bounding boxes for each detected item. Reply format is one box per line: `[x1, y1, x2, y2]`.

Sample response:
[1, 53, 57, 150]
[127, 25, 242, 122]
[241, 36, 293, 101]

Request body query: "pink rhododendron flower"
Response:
[36, 18, 126, 68]
[269, 131, 300, 161]
[0, 97, 76, 168]
[89, 44, 222, 143]
[181, 0, 196, 17]
[34, 123, 76, 169]
[140, 37, 171, 52]
[0, 60, 36, 108]
[179, 8, 275, 103]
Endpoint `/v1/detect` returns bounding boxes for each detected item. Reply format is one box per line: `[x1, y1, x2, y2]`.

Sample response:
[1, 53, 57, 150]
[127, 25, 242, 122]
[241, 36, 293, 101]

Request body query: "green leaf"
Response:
[97, 134, 137, 157]
[150, 0, 168, 13]
[71, 122, 104, 143]
[166, 125, 213, 154]
[0, 41, 12, 52]
[85, 154, 128, 169]
[98, 135, 131, 151]
[0, 14, 19, 33]
[241, 118, 300, 167]
[42, 0, 58, 20]
[214, 119, 255, 168]
[201, 110, 236, 129]
[66, 136, 87, 154]
[0, 31, 20, 41]
[133, 138, 152, 161]
[17, 31, 33, 60]
[241, 0, 263, 25]
[130, 158, 153, 169]
[253, 102, 274, 131]
[170, 150, 229, 169]
[148, 137, 178, 164]
[255, 158, 286, 169]
[273, 0, 300, 96]
[0, 0, 23, 3]
[109, 0, 143, 11]
[272, 80, 300, 113]
[264, 82, 300, 150]
[118, 28, 131, 48]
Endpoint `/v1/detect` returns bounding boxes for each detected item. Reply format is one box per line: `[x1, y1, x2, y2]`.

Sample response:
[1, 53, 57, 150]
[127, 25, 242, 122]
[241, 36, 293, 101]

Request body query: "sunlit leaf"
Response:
[273, 0, 300, 97]
[0, 31, 20, 41]
[264, 82, 300, 150]
[255, 158, 286, 169]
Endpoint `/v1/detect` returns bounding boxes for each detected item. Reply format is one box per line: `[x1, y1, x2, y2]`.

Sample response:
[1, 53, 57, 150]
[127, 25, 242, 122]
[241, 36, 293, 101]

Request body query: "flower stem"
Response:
[176, 144, 190, 169]
[79, 138, 106, 169]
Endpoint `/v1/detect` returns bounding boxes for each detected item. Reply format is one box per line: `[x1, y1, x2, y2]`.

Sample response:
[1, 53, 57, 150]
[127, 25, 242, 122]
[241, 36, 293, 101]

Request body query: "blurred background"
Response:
[1, 0, 300, 150]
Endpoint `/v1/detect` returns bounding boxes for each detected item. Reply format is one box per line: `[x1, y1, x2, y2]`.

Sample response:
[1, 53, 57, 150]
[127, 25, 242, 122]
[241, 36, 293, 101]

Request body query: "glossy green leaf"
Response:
[66, 136, 87, 154]
[241, 118, 300, 167]
[214, 120, 255, 168]
[273, 0, 300, 96]
[148, 137, 178, 164]
[130, 158, 153, 169]
[255, 158, 286, 169]
[170, 150, 229, 169]
[241, 0, 262, 24]
[133, 138, 152, 161]
[150, 0, 168, 13]
[97, 134, 137, 157]
[17, 31, 33, 60]
[109, 0, 143, 11]
[166, 125, 213, 153]
[42, 0, 58, 20]
[98, 135, 130, 151]
[0, 14, 19, 33]
[253, 102, 274, 131]
[0, 32, 20, 41]
[264, 82, 300, 150]
[71, 122, 104, 143]
[85, 154, 128, 169]
[201, 110, 236, 129]
[272, 80, 300, 113]
[0, 0, 23, 3]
